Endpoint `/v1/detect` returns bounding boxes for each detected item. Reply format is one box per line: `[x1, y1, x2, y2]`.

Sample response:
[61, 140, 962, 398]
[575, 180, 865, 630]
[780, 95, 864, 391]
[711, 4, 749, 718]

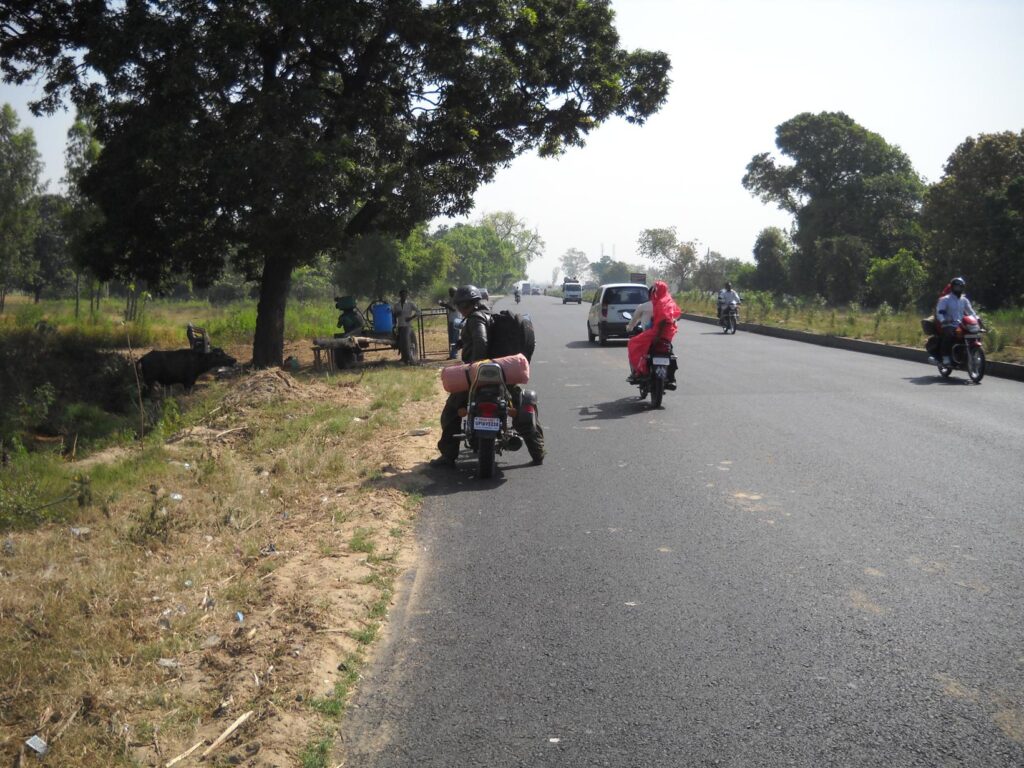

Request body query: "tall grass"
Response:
[0, 293, 339, 349]
[675, 290, 1024, 363]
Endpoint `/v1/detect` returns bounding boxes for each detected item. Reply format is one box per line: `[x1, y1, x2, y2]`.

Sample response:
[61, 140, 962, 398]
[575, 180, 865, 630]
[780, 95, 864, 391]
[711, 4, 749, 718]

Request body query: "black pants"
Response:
[436, 388, 545, 463]
[940, 325, 958, 361]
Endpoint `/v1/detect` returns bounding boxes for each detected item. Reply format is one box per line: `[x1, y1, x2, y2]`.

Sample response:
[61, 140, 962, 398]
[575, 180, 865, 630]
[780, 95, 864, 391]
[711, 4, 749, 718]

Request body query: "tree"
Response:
[922, 131, 1024, 308]
[480, 212, 544, 279]
[743, 112, 924, 302]
[752, 226, 792, 293]
[589, 255, 632, 284]
[434, 222, 511, 290]
[22, 193, 73, 302]
[636, 227, 698, 290]
[3, 2, 670, 366]
[335, 227, 454, 300]
[62, 112, 104, 317]
[692, 249, 726, 292]
[0, 103, 41, 312]
[560, 248, 590, 281]
[865, 248, 926, 311]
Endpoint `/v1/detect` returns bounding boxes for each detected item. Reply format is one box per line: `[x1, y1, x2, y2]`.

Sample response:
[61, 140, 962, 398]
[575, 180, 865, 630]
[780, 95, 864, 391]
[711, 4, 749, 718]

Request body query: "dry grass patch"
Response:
[0, 364, 445, 767]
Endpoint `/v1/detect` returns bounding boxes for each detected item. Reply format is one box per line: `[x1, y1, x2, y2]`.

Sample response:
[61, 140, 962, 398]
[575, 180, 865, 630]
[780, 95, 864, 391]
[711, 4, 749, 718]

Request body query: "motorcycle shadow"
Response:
[904, 375, 972, 386]
[577, 396, 651, 421]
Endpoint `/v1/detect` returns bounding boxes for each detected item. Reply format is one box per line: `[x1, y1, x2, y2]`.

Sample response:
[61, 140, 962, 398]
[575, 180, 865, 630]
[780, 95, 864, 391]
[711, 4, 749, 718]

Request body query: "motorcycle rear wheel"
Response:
[968, 347, 986, 383]
[650, 376, 664, 408]
[478, 437, 496, 479]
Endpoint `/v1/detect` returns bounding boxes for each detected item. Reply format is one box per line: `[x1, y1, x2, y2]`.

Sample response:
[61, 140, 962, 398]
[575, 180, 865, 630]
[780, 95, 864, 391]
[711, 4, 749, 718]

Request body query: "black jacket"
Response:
[460, 307, 490, 363]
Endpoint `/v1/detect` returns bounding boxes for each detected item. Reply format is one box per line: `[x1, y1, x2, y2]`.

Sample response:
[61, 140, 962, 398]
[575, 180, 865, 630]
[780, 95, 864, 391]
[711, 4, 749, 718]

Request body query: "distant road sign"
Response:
[630, 272, 647, 284]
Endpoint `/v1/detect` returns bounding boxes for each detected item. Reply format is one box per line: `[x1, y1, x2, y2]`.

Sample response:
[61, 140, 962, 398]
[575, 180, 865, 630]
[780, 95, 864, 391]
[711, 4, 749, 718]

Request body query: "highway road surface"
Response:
[343, 293, 1024, 767]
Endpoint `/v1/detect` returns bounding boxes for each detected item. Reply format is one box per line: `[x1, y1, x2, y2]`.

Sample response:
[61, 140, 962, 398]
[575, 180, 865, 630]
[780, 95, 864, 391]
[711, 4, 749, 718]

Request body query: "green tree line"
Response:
[1, 0, 671, 366]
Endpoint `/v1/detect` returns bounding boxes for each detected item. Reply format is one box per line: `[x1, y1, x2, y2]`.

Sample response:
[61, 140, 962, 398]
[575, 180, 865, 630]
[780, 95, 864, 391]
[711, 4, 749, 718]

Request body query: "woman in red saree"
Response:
[627, 280, 681, 377]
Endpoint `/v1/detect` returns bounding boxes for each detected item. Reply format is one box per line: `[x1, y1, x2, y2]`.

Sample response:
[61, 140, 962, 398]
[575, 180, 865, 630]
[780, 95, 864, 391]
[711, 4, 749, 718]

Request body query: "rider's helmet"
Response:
[725, 281, 733, 291]
[453, 284, 483, 307]
[951, 276, 966, 295]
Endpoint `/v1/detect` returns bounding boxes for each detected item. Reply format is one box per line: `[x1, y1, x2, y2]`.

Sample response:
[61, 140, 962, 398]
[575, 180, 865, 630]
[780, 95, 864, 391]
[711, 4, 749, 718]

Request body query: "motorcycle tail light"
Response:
[475, 401, 499, 418]
[522, 404, 536, 415]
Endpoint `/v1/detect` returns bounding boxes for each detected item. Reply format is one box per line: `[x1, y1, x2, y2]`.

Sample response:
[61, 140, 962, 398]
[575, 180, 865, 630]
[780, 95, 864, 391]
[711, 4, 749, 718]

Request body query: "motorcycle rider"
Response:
[717, 281, 741, 321]
[431, 284, 545, 468]
[935, 276, 976, 366]
[626, 286, 656, 334]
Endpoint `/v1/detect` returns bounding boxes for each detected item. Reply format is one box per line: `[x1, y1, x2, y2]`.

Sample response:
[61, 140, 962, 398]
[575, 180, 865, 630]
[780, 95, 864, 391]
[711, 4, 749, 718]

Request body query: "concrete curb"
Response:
[681, 313, 1024, 383]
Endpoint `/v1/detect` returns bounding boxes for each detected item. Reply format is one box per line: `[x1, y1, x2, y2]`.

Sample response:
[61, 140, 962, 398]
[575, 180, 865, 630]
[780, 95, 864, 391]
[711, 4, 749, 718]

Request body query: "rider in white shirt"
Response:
[717, 282, 741, 320]
[935, 276, 976, 366]
[626, 287, 656, 333]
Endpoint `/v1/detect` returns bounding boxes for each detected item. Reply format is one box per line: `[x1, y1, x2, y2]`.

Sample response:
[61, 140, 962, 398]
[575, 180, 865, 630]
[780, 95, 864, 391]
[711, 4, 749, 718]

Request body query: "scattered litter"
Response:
[184, 579, 194, 588]
[548, 737, 561, 744]
[2, 538, 14, 556]
[202, 634, 221, 649]
[235, 611, 245, 623]
[624, 602, 638, 607]
[156, 658, 180, 670]
[204, 535, 214, 542]
[353, 417, 365, 423]
[259, 470, 270, 478]
[158, 616, 172, 630]
[25, 735, 48, 756]
[407, 428, 431, 436]
[69, 526, 91, 538]
[169, 493, 184, 502]
[168, 460, 192, 469]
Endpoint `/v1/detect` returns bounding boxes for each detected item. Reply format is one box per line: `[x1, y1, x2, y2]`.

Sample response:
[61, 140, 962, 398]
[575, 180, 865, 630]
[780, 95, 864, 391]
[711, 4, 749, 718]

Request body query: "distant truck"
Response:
[519, 282, 531, 296]
[562, 278, 583, 304]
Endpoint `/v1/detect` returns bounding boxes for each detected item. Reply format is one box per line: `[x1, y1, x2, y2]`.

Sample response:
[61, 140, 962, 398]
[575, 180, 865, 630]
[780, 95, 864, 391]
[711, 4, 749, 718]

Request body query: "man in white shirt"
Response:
[392, 288, 420, 364]
[626, 286, 655, 333]
[717, 281, 741, 320]
[935, 276, 975, 366]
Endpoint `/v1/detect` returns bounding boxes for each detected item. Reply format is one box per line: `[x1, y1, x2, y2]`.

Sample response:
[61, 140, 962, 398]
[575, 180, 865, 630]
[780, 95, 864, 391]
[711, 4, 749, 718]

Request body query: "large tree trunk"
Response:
[252, 255, 294, 368]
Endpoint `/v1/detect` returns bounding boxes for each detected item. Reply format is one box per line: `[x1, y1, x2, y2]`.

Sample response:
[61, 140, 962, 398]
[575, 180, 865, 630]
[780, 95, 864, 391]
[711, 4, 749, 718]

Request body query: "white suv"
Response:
[562, 281, 583, 304]
[586, 283, 649, 345]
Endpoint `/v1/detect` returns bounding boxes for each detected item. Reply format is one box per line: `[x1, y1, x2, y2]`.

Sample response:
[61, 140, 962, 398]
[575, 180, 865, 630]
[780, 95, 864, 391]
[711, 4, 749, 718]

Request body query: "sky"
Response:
[3, 0, 1023, 285]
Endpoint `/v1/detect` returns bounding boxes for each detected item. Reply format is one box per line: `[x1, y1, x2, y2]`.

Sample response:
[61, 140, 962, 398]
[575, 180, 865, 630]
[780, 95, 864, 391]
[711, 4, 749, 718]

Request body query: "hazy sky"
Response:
[3, 0, 1023, 284]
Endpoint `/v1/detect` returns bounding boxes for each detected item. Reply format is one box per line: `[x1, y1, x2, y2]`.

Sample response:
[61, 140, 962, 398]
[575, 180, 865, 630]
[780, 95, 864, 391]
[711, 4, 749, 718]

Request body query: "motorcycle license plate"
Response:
[472, 417, 501, 432]
[652, 356, 671, 366]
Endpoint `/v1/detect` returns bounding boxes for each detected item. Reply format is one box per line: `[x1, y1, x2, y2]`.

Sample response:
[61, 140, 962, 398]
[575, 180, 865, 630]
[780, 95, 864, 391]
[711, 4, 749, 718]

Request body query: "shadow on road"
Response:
[564, 340, 595, 349]
[577, 396, 650, 421]
[904, 375, 972, 386]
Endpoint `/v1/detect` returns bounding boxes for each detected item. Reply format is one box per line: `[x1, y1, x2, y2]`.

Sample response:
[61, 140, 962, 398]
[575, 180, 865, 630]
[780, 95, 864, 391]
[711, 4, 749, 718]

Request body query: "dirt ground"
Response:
[1, 362, 449, 767]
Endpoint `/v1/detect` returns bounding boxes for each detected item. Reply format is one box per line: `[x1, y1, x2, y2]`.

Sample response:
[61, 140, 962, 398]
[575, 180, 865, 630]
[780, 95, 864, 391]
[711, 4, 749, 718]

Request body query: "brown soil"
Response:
[1, 366, 445, 767]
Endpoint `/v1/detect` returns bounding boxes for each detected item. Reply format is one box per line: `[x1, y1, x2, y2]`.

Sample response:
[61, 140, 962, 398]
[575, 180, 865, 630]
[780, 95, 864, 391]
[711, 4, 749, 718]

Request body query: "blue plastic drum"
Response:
[371, 303, 394, 334]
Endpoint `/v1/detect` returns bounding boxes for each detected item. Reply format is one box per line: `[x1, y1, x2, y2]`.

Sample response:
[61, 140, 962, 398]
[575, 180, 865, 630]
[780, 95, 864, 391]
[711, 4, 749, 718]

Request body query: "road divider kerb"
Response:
[681, 313, 1024, 383]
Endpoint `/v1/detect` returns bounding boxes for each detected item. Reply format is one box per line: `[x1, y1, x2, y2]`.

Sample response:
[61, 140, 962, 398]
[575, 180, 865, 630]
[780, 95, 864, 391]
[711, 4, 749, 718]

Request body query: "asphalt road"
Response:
[343, 294, 1024, 767]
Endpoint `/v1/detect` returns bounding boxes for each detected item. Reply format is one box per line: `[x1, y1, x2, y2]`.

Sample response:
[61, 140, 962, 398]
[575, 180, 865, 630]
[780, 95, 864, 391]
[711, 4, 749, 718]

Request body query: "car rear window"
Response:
[604, 287, 647, 305]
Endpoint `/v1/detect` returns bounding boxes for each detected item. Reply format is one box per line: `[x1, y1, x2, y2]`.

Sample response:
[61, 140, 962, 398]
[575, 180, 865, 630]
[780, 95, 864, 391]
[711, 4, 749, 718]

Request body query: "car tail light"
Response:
[601, 305, 608, 318]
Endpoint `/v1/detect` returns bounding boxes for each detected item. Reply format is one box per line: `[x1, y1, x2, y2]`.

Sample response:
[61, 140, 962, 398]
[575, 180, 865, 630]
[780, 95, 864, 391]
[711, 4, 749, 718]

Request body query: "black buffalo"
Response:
[138, 348, 236, 393]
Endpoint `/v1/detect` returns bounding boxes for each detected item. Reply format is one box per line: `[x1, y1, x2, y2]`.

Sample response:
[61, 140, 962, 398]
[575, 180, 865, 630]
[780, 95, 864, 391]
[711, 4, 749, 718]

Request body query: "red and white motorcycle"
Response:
[924, 314, 986, 383]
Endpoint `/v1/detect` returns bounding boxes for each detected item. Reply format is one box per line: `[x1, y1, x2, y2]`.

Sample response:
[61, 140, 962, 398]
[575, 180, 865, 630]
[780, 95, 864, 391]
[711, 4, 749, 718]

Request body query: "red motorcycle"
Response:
[924, 314, 986, 383]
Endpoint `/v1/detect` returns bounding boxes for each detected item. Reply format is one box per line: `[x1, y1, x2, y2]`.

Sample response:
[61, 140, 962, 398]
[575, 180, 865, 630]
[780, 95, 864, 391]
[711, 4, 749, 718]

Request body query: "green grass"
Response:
[299, 737, 332, 768]
[349, 527, 375, 554]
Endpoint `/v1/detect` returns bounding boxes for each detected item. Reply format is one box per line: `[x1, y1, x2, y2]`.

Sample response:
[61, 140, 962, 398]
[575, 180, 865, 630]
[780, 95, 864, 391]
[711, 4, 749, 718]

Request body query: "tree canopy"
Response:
[0, 103, 41, 311]
[636, 227, 697, 290]
[751, 226, 792, 294]
[1, 0, 670, 365]
[743, 112, 924, 303]
[559, 248, 590, 282]
[922, 131, 1024, 308]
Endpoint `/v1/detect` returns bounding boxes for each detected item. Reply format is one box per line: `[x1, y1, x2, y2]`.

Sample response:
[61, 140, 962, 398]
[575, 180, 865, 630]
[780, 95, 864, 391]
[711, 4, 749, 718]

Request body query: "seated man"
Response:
[716, 281, 741, 319]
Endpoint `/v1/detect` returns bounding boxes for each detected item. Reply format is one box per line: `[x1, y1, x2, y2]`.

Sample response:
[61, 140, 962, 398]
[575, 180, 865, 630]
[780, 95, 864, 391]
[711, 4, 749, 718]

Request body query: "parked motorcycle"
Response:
[622, 311, 677, 408]
[458, 361, 541, 477]
[719, 300, 739, 334]
[923, 314, 986, 383]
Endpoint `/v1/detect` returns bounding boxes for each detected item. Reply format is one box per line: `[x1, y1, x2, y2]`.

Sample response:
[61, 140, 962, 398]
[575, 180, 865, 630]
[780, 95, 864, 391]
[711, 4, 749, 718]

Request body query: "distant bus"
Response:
[519, 282, 531, 296]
